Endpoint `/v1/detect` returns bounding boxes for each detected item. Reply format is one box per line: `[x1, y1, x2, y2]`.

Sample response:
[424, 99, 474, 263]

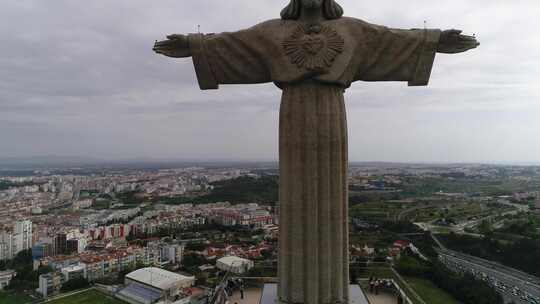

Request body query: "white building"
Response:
[65, 229, 88, 253]
[72, 199, 93, 210]
[216, 256, 254, 274]
[0, 234, 13, 260]
[118, 267, 195, 304]
[0, 270, 15, 289]
[61, 264, 85, 281]
[13, 220, 33, 254]
[0, 220, 33, 260]
[38, 272, 64, 298]
[162, 243, 185, 265]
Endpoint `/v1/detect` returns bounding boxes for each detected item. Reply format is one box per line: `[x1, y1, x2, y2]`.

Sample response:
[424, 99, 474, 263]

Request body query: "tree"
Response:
[182, 253, 206, 268]
[12, 249, 32, 267]
[395, 254, 503, 304]
[196, 272, 209, 286]
[185, 243, 206, 252]
[428, 262, 503, 304]
[395, 255, 430, 277]
[37, 265, 53, 276]
[439, 233, 540, 277]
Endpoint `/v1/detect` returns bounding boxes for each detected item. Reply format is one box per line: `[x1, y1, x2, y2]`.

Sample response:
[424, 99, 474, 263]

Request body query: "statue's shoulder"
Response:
[251, 19, 293, 30]
[333, 17, 388, 37]
[338, 17, 385, 30]
[246, 19, 302, 38]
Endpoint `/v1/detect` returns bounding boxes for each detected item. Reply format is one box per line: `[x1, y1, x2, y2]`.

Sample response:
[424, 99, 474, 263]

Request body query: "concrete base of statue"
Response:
[260, 284, 370, 304]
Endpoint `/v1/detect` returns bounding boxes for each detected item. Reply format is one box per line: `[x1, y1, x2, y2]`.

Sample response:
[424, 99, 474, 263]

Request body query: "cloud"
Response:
[0, 0, 539, 162]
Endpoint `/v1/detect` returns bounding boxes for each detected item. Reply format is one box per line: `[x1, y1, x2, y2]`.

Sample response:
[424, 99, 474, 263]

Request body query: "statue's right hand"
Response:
[153, 34, 191, 58]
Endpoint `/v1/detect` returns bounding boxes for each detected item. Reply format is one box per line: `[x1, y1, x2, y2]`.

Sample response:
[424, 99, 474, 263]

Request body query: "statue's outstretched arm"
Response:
[355, 23, 480, 86]
[438, 29, 480, 54]
[152, 27, 271, 90]
[153, 34, 191, 58]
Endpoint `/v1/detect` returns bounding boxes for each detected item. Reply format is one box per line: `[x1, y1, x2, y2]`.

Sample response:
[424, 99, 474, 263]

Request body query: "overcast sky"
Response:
[0, 0, 539, 163]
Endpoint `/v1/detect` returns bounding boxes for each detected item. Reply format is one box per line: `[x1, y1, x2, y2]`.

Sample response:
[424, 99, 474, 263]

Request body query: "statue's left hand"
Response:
[153, 34, 191, 58]
[437, 29, 480, 54]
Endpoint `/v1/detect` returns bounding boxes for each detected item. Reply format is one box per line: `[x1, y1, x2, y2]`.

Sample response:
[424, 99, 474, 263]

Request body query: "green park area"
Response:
[404, 276, 460, 304]
[400, 175, 540, 197]
[47, 289, 125, 304]
[0, 292, 33, 304]
[349, 201, 408, 221]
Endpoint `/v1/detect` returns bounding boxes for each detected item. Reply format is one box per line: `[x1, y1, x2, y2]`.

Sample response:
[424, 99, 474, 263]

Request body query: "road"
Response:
[41, 287, 94, 302]
[498, 200, 531, 213]
[437, 248, 540, 304]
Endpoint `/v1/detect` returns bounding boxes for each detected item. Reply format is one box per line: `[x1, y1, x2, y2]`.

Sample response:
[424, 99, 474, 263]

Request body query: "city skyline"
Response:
[1, 161, 539, 303]
[1, 0, 539, 163]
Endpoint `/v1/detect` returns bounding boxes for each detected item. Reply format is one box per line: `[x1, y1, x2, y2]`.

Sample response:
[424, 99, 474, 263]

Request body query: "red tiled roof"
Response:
[393, 240, 410, 247]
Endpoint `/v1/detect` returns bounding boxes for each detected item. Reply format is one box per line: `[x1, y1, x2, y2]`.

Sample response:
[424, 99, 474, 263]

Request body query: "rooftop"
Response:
[61, 264, 85, 272]
[260, 284, 369, 304]
[0, 270, 15, 278]
[126, 267, 194, 291]
[217, 255, 252, 265]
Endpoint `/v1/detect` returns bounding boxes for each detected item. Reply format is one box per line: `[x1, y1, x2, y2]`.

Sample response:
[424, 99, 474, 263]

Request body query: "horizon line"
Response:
[1, 156, 540, 168]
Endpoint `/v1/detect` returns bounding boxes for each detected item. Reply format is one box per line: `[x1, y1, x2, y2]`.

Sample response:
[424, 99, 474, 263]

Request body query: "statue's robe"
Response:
[188, 17, 440, 304]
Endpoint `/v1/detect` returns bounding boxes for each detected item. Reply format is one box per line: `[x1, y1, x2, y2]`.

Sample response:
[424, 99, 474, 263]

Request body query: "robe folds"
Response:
[187, 17, 440, 304]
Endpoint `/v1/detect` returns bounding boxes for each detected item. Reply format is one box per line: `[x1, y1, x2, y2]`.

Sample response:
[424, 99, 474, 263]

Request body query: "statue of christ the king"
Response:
[153, 1, 479, 304]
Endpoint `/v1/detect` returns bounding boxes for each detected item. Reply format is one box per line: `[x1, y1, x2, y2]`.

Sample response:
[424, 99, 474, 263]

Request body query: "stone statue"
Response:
[153, 1, 479, 304]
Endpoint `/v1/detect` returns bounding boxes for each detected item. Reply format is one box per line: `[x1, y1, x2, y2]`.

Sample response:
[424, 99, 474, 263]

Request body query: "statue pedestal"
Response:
[260, 284, 369, 304]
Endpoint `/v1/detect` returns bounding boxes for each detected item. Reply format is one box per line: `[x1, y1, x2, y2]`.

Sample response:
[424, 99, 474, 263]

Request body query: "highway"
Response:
[437, 248, 540, 304]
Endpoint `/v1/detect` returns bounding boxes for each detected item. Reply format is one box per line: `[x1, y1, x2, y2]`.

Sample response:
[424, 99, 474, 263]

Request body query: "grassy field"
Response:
[0, 292, 33, 304]
[48, 289, 125, 304]
[349, 201, 408, 221]
[404, 276, 460, 304]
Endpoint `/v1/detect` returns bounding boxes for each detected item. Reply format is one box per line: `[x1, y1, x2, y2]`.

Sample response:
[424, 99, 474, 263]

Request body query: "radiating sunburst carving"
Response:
[283, 25, 344, 72]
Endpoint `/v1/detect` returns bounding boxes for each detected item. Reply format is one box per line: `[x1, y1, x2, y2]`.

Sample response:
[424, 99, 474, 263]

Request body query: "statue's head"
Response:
[281, 0, 344, 20]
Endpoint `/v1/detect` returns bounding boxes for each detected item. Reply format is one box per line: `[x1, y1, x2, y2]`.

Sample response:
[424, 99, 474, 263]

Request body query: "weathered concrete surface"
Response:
[365, 292, 398, 304]
[262, 284, 370, 304]
[229, 288, 263, 304]
[278, 82, 349, 304]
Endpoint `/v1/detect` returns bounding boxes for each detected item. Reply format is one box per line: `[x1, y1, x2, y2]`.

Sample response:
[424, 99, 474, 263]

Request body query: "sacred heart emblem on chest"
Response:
[302, 35, 325, 55]
[283, 24, 344, 72]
